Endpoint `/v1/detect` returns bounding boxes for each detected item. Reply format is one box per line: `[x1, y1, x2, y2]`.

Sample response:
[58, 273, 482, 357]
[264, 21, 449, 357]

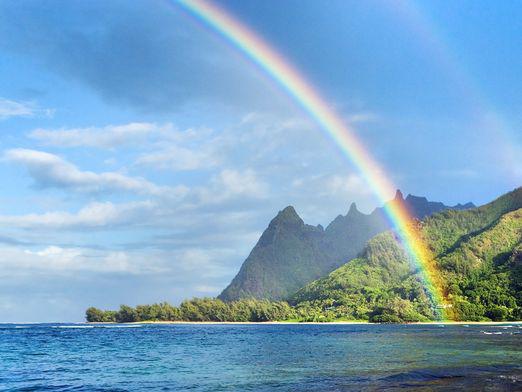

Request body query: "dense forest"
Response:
[87, 187, 522, 323]
[86, 299, 296, 323]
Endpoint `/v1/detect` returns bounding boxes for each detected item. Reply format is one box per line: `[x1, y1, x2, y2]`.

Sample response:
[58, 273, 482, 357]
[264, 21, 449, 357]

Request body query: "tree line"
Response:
[85, 296, 431, 323]
[86, 298, 296, 323]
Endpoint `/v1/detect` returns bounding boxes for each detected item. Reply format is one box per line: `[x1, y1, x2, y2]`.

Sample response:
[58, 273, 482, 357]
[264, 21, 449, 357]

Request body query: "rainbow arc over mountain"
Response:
[178, 0, 449, 319]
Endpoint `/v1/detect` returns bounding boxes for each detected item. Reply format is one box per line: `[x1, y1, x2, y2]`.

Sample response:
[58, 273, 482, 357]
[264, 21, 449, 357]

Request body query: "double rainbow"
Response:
[178, 0, 447, 318]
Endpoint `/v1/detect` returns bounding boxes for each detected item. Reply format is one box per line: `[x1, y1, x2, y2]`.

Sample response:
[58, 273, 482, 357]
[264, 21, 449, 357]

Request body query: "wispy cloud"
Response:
[0, 201, 156, 230]
[0, 97, 53, 120]
[0, 245, 165, 275]
[0, 167, 268, 231]
[323, 174, 372, 196]
[3, 148, 186, 196]
[136, 144, 218, 171]
[201, 169, 269, 203]
[346, 111, 379, 124]
[29, 122, 222, 171]
[29, 122, 167, 148]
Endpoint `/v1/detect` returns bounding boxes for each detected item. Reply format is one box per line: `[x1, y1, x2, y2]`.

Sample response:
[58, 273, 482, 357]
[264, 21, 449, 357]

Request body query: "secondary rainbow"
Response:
[177, 0, 448, 318]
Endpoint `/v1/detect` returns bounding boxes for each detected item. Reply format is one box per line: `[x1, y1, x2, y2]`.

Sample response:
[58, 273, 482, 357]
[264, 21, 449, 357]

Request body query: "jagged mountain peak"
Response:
[219, 205, 329, 302]
[270, 206, 303, 226]
[405, 194, 428, 203]
[347, 202, 360, 216]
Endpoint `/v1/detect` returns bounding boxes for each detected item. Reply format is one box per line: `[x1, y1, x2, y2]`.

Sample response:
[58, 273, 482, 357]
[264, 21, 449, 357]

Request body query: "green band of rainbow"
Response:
[177, 0, 447, 318]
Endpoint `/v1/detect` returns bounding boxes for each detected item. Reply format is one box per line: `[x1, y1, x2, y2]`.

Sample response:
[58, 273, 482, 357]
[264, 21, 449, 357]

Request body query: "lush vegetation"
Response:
[87, 187, 521, 323]
[86, 298, 296, 323]
[291, 187, 522, 322]
[290, 232, 436, 322]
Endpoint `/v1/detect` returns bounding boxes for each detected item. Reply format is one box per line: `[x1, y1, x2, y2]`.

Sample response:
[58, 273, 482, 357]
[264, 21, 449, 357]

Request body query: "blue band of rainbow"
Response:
[177, 0, 447, 319]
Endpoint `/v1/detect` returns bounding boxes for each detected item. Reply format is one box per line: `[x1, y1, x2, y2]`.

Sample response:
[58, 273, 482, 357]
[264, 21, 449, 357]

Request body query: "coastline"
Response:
[86, 320, 522, 326]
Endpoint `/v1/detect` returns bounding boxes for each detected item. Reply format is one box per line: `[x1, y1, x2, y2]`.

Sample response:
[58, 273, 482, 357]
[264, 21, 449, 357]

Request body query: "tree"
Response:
[86, 307, 105, 322]
[115, 305, 138, 323]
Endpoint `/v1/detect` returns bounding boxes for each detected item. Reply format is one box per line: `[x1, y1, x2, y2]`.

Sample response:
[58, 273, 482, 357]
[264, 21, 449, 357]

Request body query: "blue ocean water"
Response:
[1, 323, 521, 391]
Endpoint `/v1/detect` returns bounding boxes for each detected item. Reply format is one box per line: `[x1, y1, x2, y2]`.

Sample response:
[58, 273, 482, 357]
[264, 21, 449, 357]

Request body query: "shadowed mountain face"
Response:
[218, 206, 329, 301]
[218, 191, 475, 302]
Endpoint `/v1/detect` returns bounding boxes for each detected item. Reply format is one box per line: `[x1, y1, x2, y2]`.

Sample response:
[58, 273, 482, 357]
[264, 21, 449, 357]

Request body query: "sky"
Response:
[0, 0, 520, 322]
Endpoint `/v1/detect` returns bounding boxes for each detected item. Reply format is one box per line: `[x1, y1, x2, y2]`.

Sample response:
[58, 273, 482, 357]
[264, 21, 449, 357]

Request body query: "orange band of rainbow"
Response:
[177, 0, 447, 319]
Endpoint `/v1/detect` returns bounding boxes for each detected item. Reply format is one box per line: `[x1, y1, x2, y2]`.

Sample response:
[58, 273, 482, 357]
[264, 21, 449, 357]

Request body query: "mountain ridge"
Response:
[219, 191, 475, 302]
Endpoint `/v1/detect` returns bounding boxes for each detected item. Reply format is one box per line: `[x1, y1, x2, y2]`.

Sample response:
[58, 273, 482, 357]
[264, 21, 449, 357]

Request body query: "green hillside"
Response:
[292, 187, 522, 322]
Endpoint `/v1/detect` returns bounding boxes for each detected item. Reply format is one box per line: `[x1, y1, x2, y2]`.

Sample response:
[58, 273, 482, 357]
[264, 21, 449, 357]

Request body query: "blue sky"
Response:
[0, 0, 520, 322]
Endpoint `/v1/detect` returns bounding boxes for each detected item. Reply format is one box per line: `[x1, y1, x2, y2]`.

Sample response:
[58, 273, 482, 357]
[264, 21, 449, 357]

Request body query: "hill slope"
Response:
[219, 191, 474, 301]
[292, 187, 522, 322]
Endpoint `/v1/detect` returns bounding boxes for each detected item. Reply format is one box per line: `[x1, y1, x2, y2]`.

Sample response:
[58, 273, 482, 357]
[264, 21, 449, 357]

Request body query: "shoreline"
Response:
[86, 320, 522, 326]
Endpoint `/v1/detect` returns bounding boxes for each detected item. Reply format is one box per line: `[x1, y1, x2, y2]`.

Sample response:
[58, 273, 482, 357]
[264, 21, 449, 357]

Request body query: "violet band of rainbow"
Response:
[177, 0, 447, 319]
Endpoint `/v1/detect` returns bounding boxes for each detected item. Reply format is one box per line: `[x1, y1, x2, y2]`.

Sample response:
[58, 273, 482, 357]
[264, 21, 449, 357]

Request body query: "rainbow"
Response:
[177, 0, 448, 319]
[392, 1, 522, 184]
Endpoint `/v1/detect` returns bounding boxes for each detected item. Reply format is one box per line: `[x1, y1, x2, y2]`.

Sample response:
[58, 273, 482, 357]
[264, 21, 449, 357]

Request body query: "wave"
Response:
[50, 324, 145, 329]
[52, 325, 95, 329]
[100, 324, 144, 328]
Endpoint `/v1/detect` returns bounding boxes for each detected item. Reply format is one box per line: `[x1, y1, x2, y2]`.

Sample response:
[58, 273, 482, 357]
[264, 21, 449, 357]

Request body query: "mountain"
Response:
[291, 187, 522, 322]
[217, 207, 330, 301]
[403, 194, 474, 219]
[219, 191, 475, 302]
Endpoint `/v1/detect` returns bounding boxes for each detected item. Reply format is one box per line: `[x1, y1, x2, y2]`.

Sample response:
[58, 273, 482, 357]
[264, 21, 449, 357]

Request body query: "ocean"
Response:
[1, 323, 521, 391]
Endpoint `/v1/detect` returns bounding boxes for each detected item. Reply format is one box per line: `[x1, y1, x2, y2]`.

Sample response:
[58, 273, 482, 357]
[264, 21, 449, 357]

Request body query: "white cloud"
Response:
[0, 201, 155, 229]
[323, 174, 371, 196]
[194, 285, 222, 294]
[29, 122, 166, 148]
[0, 97, 53, 119]
[197, 169, 269, 204]
[174, 248, 236, 279]
[216, 169, 267, 197]
[291, 173, 370, 197]
[0, 169, 267, 231]
[136, 144, 217, 171]
[134, 125, 220, 171]
[0, 163, 269, 233]
[24, 246, 132, 272]
[3, 148, 186, 196]
[0, 98, 34, 118]
[29, 121, 223, 171]
[346, 111, 379, 124]
[0, 245, 164, 275]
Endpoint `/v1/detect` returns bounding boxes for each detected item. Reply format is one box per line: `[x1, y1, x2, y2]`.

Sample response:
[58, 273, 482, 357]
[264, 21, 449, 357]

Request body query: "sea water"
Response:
[1, 323, 521, 391]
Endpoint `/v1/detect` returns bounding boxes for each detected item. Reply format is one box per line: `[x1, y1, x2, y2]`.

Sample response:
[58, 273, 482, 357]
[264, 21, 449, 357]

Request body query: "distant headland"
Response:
[87, 187, 522, 324]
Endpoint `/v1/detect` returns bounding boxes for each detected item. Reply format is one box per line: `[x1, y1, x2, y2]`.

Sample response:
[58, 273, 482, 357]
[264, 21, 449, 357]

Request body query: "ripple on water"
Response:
[0, 324, 520, 391]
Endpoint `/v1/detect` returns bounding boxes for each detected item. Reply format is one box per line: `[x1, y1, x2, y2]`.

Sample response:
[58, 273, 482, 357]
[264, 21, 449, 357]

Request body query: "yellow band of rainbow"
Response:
[177, 0, 447, 319]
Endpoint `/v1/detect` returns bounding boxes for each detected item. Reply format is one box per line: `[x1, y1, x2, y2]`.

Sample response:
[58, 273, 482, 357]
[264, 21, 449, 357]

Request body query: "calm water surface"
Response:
[1, 323, 521, 391]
